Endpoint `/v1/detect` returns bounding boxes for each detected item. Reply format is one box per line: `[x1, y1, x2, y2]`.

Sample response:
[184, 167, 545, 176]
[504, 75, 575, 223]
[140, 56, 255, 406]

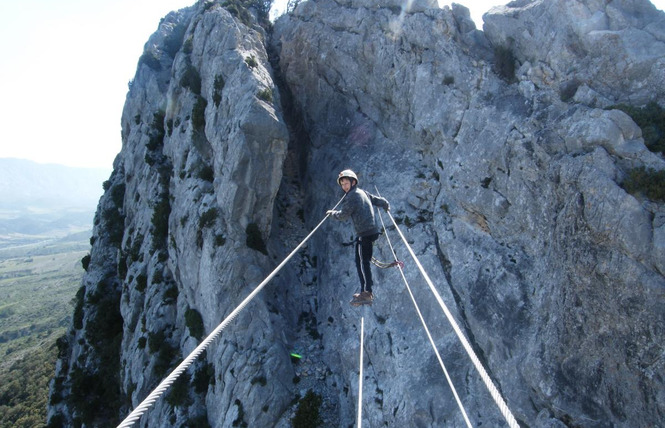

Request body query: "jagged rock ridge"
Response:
[49, 1, 665, 427]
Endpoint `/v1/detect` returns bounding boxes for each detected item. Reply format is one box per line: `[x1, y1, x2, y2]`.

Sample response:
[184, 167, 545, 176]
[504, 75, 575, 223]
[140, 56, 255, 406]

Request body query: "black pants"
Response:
[355, 233, 379, 293]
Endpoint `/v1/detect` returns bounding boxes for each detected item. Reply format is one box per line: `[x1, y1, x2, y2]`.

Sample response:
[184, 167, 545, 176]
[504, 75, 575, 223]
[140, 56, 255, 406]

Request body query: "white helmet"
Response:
[337, 169, 358, 186]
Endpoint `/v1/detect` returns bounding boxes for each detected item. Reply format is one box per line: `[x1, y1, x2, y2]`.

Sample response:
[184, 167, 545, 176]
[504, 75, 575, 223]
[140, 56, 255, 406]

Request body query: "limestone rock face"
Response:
[49, 3, 291, 427]
[483, 0, 665, 106]
[49, 0, 664, 427]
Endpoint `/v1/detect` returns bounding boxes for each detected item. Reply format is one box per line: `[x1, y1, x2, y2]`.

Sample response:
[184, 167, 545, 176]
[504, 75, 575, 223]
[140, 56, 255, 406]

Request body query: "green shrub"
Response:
[192, 95, 208, 131]
[198, 165, 215, 182]
[622, 166, 665, 202]
[193, 362, 216, 393]
[257, 88, 273, 103]
[73, 286, 86, 329]
[166, 372, 192, 407]
[164, 22, 188, 57]
[111, 182, 126, 208]
[148, 331, 166, 354]
[213, 74, 225, 107]
[188, 415, 212, 428]
[139, 51, 161, 71]
[494, 45, 516, 83]
[151, 195, 171, 246]
[246, 223, 267, 254]
[183, 36, 194, 54]
[245, 55, 258, 68]
[71, 279, 123, 426]
[154, 343, 179, 378]
[199, 208, 218, 229]
[163, 284, 179, 304]
[180, 65, 202, 95]
[291, 390, 322, 428]
[185, 308, 205, 340]
[147, 110, 166, 151]
[81, 254, 91, 271]
[611, 102, 665, 155]
[224, 1, 254, 27]
[102, 180, 126, 247]
[136, 274, 147, 292]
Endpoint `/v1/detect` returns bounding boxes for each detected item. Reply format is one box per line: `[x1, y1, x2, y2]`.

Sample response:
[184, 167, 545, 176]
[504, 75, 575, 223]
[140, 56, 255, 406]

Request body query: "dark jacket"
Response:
[331, 186, 390, 237]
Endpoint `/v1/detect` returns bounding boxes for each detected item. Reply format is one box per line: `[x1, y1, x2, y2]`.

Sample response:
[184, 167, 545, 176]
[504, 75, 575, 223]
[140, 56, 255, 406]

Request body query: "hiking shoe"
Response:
[359, 291, 374, 301]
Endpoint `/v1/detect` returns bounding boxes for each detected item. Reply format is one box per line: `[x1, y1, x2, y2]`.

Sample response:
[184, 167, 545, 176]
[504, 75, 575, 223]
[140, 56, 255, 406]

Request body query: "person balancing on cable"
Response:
[327, 169, 390, 305]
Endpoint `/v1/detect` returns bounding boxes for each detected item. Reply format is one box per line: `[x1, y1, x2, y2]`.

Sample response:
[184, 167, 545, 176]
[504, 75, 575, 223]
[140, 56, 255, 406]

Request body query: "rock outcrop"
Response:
[49, 0, 665, 427]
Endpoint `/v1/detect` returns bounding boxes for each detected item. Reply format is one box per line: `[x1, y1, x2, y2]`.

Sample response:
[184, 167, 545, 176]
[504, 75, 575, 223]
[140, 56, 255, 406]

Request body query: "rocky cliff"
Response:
[48, 0, 665, 427]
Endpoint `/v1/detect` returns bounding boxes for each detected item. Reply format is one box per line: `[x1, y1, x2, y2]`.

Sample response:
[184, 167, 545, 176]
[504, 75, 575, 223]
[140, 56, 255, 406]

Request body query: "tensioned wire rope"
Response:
[375, 186, 520, 428]
[117, 195, 346, 428]
[357, 316, 365, 428]
[375, 199, 473, 428]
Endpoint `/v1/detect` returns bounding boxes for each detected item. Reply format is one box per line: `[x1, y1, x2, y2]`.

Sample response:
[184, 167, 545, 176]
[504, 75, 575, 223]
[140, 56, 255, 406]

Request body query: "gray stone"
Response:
[49, 1, 665, 427]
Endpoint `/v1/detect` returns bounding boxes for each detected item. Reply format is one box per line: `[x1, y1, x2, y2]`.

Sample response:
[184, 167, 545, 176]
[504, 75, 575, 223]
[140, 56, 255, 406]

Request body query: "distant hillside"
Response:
[0, 158, 110, 214]
[0, 158, 110, 241]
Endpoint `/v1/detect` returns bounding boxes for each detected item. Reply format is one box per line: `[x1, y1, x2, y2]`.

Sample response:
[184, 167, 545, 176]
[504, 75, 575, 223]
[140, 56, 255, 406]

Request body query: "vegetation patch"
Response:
[610, 102, 665, 155]
[192, 95, 208, 131]
[0, 341, 59, 428]
[213, 74, 225, 107]
[622, 166, 665, 202]
[139, 50, 161, 71]
[73, 286, 86, 329]
[163, 283, 179, 304]
[257, 88, 273, 103]
[185, 307, 205, 340]
[68, 278, 123, 426]
[199, 208, 219, 229]
[147, 110, 166, 151]
[181, 65, 202, 95]
[246, 222, 268, 255]
[135, 273, 148, 292]
[166, 372, 192, 407]
[102, 179, 126, 247]
[163, 21, 188, 57]
[151, 195, 172, 249]
[291, 390, 323, 428]
[193, 361, 216, 393]
[245, 55, 258, 68]
[198, 164, 215, 182]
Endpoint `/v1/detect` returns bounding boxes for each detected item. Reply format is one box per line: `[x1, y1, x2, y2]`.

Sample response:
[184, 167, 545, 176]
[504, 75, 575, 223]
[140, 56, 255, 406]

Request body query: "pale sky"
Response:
[1, 0, 663, 169]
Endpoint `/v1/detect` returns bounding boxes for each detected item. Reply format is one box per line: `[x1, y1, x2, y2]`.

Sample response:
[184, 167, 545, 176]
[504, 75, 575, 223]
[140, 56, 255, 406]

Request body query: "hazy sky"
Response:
[1, 0, 663, 169]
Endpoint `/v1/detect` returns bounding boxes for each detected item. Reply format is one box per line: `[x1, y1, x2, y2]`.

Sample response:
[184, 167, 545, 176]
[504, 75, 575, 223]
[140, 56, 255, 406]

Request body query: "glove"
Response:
[385, 202, 391, 212]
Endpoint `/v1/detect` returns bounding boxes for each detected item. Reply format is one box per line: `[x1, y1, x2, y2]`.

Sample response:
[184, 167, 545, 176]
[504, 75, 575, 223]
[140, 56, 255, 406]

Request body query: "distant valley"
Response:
[0, 158, 110, 247]
[0, 158, 110, 427]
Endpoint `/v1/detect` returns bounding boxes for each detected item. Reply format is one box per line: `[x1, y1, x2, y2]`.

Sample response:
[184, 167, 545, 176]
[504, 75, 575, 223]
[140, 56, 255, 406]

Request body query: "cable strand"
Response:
[375, 197, 473, 428]
[382, 204, 520, 428]
[117, 197, 345, 428]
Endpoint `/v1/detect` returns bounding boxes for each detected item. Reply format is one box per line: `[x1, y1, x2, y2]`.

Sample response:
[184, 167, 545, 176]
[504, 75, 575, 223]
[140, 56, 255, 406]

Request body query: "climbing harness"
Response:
[342, 232, 404, 269]
[374, 186, 520, 428]
[116, 196, 346, 428]
[370, 256, 404, 269]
